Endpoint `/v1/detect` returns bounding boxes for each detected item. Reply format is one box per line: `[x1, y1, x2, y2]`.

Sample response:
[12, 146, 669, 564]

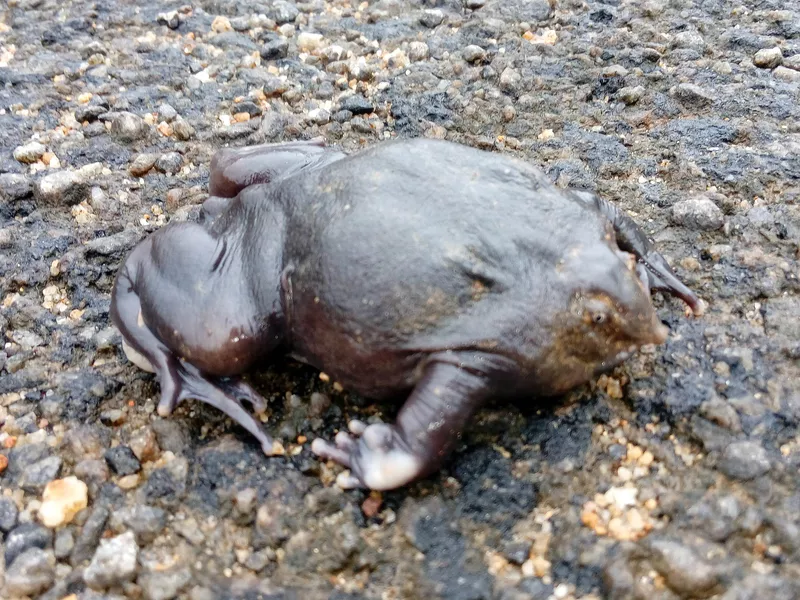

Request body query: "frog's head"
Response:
[554, 244, 669, 373]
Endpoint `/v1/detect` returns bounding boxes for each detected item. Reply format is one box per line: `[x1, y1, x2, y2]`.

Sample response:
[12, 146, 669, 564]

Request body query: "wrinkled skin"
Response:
[110, 138, 701, 491]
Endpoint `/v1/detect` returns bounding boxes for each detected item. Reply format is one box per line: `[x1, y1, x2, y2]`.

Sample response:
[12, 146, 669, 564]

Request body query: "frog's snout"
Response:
[648, 319, 669, 345]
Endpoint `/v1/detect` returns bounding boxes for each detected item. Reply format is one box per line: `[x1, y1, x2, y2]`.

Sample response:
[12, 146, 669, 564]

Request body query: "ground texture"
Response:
[1, 1, 800, 599]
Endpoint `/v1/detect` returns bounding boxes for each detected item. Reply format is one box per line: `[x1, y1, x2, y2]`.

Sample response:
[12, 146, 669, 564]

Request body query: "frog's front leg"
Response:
[570, 189, 702, 314]
[201, 138, 346, 222]
[311, 352, 505, 490]
[110, 227, 282, 455]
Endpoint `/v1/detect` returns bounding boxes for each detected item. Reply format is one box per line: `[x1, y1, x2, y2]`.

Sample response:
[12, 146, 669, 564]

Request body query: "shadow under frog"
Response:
[110, 137, 702, 491]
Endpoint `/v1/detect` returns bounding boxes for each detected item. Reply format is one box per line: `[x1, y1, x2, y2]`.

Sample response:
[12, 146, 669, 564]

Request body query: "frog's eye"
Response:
[591, 311, 607, 324]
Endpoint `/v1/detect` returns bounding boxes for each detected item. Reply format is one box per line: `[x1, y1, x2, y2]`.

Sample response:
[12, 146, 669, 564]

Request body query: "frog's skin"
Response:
[110, 138, 701, 491]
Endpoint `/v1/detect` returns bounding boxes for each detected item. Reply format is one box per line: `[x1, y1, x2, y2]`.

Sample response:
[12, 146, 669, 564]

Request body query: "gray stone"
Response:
[784, 55, 800, 71]
[671, 196, 725, 231]
[172, 118, 195, 141]
[0, 496, 19, 532]
[20, 455, 62, 492]
[465, 0, 486, 8]
[138, 566, 192, 600]
[104, 445, 142, 475]
[5, 523, 53, 565]
[420, 9, 444, 28]
[35, 170, 90, 206]
[4, 547, 55, 596]
[0, 173, 33, 201]
[10, 328, 45, 350]
[260, 38, 289, 60]
[673, 82, 715, 107]
[618, 85, 645, 105]
[645, 538, 720, 597]
[158, 103, 178, 122]
[267, 0, 299, 24]
[155, 152, 184, 174]
[463, 45, 487, 63]
[408, 41, 429, 62]
[673, 30, 706, 52]
[110, 112, 147, 142]
[75, 104, 108, 123]
[339, 95, 374, 115]
[719, 441, 771, 480]
[54, 527, 75, 559]
[13, 141, 47, 163]
[83, 531, 139, 590]
[499, 67, 522, 93]
[774, 66, 800, 82]
[699, 398, 742, 432]
[129, 153, 158, 177]
[71, 505, 110, 566]
[109, 505, 167, 543]
[157, 10, 179, 29]
[754, 47, 783, 68]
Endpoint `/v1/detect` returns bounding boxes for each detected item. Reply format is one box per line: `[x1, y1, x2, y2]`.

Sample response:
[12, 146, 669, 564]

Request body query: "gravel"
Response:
[2, 1, 800, 598]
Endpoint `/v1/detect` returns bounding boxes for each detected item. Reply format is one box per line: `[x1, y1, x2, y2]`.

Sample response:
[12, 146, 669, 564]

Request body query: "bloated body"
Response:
[111, 138, 700, 490]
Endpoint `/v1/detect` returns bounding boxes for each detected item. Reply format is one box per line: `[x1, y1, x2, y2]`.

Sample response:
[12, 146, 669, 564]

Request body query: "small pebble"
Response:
[211, 15, 232, 33]
[408, 41, 429, 61]
[645, 538, 719, 597]
[261, 38, 289, 60]
[463, 45, 487, 63]
[157, 11, 180, 29]
[618, 85, 645, 105]
[673, 82, 714, 107]
[139, 567, 193, 600]
[5, 523, 53, 566]
[172, 118, 195, 141]
[297, 31, 324, 52]
[35, 171, 90, 207]
[111, 112, 148, 142]
[104, 445, 142, 476]
[37, 476, 88, 528]
[339, 95, 374, 115]
[155, 152, 184, 174]
[784, 55, 800, 71]
[773, 66, 800, 82]
[0, 173, 33, 201]
[671, 196, 724, 231]
[420, 9, 444, 28]
[158, 103, 178, 122]
[54, 528, 75, 559]
[13, 141, 47, 164]
[719, 441, 771, 480]
[0, 496, 20, 532]
[753, 47, 783, 69]
[4, 547, 55, 597]
[83, 531, 139, 589]
[20, 456, 63, 492]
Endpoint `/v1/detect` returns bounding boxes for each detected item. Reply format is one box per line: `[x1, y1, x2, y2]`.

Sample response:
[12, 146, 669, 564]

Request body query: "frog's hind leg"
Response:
[570, 189, 702, 314]
[110, 235, 279, 455]
[201, 138, 344, 223]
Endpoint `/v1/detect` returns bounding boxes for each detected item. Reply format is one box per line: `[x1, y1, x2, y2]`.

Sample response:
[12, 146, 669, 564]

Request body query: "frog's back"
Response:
[277, 139, 606, 389]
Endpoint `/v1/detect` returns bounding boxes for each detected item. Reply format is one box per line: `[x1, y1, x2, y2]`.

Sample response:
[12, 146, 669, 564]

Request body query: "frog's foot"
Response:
[158, 360, 278, 456]
[311, 420, 423, 491]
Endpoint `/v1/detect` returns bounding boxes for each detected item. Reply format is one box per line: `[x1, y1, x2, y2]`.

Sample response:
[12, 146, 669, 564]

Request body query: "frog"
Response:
[109, 137, 702, 491]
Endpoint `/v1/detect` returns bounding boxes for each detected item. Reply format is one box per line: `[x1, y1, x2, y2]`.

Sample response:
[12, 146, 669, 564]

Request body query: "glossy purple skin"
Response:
[110, 138, 700, 490]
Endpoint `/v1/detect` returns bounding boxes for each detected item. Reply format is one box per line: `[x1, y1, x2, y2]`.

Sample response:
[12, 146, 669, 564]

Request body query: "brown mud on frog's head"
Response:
[538, 242, 670, 392]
